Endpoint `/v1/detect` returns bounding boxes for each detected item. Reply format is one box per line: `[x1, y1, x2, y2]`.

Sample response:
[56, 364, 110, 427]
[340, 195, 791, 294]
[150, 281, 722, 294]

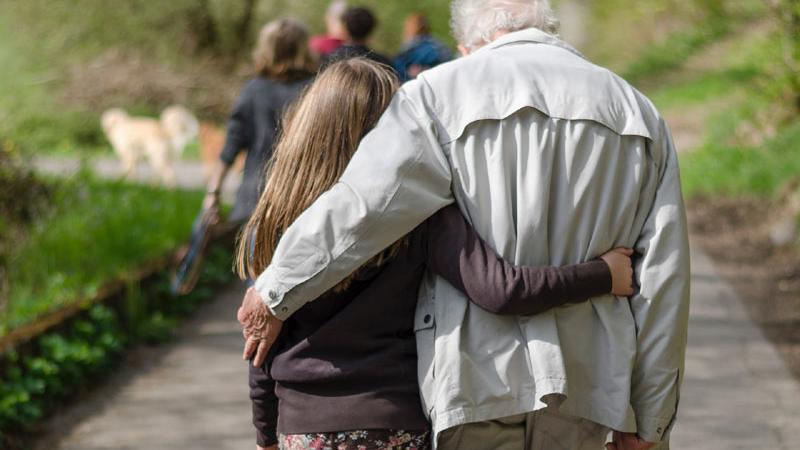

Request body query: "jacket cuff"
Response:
[636, 413, 675, 443]
[254, 261, 317, 321]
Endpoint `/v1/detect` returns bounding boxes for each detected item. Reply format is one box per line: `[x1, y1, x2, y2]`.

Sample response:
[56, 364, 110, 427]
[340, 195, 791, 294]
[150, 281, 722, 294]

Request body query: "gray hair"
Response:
[451, 0, 559, 49]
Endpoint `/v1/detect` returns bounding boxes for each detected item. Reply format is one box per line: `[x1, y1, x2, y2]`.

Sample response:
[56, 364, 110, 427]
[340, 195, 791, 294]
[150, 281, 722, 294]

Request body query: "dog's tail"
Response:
[161, 105, 200, 156]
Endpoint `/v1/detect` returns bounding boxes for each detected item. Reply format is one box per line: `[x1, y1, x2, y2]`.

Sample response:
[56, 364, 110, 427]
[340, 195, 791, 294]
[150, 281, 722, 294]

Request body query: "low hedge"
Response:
[0, 244, 235, 449]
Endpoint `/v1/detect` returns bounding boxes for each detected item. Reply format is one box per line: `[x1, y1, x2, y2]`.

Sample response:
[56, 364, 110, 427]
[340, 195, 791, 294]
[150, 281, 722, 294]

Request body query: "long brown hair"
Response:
[253, 18, 317, 81]
[236, 58, 401, 288]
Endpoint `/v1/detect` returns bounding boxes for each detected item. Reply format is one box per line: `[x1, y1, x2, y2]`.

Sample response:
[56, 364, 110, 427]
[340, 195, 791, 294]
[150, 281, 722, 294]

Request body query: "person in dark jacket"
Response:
[324, 6, 395, 71]
[204, 18, 317, 224]
[393, 13, 453, 82]
[235, 58, 636, 450]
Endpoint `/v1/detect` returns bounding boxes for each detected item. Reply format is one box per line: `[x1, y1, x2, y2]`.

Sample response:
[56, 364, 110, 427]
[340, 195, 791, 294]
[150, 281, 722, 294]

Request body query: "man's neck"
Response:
[492, 30, 511, 41]
[459, 29, 511, 56]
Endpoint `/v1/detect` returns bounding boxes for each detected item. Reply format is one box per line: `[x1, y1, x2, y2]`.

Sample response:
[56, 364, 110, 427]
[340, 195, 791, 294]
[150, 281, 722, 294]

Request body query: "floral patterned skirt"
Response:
[279, 429, 431, 450]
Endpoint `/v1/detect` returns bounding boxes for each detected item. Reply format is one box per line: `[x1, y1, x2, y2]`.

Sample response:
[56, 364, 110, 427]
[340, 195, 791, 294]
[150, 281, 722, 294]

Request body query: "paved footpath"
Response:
[670, 244, 800, 450]
[32, 155, 242, 202]
[42, 244, 800, 450]
[45, 285, 254, 450]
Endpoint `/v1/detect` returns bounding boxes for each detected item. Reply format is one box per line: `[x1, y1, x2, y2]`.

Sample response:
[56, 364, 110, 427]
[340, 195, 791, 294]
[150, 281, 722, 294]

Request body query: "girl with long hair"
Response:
[238, 58, 634, 450]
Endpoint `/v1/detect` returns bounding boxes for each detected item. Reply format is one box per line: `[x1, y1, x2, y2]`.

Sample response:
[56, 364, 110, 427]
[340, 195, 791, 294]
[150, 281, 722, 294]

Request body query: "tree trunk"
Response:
[230, 0, 258, 61]
[186, 0, 220, 55]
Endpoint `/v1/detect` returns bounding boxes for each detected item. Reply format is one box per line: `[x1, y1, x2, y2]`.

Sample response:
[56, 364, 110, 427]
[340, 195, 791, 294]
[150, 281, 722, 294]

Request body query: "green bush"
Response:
[0, 304, 124, 431]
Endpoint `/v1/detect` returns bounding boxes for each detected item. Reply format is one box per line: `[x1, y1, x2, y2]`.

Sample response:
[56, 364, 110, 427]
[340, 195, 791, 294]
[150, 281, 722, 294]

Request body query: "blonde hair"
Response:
[236, 59, 401, 288]
[253, 18, 317, 80]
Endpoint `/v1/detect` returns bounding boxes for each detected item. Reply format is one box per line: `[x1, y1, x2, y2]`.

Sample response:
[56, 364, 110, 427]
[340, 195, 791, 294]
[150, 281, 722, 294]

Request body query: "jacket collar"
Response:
[480, 27, 586, 60]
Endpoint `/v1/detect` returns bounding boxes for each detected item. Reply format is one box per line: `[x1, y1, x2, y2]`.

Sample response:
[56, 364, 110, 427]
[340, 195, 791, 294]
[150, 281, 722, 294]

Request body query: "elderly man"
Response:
[240, 0, 690, 449]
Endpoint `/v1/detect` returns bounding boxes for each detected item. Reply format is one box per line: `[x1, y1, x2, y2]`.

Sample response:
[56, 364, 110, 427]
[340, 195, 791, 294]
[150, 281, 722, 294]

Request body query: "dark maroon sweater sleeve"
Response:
[424, 205, 612, 316]
[249, 359, 278, 447]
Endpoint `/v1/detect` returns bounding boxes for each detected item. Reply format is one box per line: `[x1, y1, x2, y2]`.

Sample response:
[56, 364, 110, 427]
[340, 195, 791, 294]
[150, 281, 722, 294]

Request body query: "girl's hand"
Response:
[600, 248, 635, 297]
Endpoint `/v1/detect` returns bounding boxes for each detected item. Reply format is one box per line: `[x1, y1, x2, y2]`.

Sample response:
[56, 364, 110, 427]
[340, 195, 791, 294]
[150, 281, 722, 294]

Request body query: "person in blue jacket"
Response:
[393, 13, 453, 82]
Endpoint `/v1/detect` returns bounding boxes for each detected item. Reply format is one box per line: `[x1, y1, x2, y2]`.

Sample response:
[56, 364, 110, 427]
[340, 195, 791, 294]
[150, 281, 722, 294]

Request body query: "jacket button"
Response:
[268, 290, 279, 300]
[657, 427, 663, 434]
[423, 314, 432, 324]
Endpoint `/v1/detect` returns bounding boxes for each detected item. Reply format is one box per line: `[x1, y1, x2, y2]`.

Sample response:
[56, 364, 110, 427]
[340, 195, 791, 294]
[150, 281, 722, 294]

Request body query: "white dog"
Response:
[101, 105, 199, 186]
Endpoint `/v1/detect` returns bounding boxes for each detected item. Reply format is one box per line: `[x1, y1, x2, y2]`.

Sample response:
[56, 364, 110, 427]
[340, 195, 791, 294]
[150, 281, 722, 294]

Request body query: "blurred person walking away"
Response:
[204, 18, 316, 226]
[309, 1, 348, 58]
[393, 13, 453, 82]
[174, 18, 316, 295]
[324, 6, 395, 72]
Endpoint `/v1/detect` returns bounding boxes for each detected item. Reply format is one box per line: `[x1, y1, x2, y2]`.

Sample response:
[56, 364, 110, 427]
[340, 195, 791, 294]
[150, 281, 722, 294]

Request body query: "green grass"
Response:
[616, 7, 800, 201]
[622, 24, 731, 86]
[680, 119, 800, 198]
[1, 175, 203, 335]
[648, 67, 760, 110]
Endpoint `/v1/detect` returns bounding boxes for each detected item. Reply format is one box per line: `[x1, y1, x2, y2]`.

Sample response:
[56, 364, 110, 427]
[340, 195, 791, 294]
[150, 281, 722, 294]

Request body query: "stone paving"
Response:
[46, 285, 254, 450]
[40, 245, 800, 450]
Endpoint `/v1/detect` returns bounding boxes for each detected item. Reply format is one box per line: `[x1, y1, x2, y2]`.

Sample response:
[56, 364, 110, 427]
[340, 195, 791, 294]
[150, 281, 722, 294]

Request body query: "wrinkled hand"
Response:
[606, 431, 656, 450]
[238, 287, 283, 367]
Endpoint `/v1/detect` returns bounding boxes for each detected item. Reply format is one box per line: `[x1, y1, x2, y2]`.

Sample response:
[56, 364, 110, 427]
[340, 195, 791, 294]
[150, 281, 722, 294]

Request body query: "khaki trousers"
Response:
[437, 406, 609, 450]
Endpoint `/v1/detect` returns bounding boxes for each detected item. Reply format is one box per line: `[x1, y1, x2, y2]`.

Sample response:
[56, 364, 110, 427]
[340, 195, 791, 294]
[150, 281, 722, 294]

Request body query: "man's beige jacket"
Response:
[255, 27, 691, 446]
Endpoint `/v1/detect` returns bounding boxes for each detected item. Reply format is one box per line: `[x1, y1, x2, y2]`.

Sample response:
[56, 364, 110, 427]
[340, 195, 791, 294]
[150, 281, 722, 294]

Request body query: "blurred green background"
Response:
[2, 0, 799, 333]
[2, 0, 800, 324]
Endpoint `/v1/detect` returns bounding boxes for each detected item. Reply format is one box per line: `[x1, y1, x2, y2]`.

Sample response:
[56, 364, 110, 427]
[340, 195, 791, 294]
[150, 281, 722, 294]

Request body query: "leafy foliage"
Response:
[0, 305, 124, 433]
[0, 245, 235, 443]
